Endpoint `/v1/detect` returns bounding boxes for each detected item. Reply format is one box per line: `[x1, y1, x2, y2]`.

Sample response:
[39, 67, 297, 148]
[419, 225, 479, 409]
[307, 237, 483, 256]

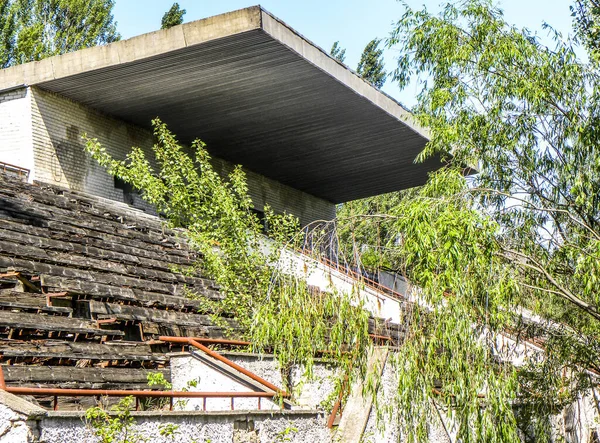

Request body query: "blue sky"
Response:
[113, 0, 575, 106]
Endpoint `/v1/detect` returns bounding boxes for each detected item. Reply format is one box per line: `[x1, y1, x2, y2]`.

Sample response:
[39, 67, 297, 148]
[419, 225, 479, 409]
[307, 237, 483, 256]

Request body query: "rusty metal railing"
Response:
[4, 386, 278, 411]
[298, 249, 407, 303]
[0, 336, 289, 412]
[0, 161, 30, 181]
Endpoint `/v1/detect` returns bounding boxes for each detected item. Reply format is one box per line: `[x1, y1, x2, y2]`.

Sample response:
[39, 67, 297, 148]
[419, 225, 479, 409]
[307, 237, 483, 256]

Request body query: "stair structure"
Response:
[0, 173, 238, 410]
[0, 173, 405, 427]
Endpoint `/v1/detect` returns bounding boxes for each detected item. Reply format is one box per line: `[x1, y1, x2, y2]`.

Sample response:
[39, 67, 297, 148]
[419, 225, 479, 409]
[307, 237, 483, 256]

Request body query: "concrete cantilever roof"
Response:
[0, 6, 438, 203]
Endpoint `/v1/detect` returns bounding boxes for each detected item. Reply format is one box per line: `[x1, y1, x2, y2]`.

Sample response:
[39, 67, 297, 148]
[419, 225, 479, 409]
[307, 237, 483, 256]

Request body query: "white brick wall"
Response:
[28, 86, 335, 223]
[0, 87, 34, 179]
[30, 86, 154, 207]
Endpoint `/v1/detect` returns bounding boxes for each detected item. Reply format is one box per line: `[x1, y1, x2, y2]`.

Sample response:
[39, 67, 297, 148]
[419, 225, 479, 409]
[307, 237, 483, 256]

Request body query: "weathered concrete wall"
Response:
[40, 410, 330, 443]
[211, 157, 336, 227]
[27, 86, 334, 224]
[0, 391, 44, 442]
[0, 388, 331, 443]
[0, 87, 34, 177]
[361, 356, 454, 443]
[170, 352, 338, 412]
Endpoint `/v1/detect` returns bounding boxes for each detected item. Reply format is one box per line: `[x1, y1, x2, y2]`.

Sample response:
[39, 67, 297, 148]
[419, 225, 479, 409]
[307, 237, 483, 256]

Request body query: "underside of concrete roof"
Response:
[0, 6, 438, 203]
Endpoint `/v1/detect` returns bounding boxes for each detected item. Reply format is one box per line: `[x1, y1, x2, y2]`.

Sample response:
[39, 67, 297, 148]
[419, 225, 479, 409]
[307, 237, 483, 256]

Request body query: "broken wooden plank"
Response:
[0, 291, 72, 314]
[0, 339, 165, 361]
[86, 300, 231, 328]
[0, 311, 124, 336]
[4, 366, 170, 384]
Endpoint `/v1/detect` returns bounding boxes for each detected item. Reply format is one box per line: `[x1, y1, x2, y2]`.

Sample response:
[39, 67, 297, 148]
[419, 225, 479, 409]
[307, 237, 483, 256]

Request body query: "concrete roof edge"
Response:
[0, 84, 28, 94]
[0, 390, 47, 419]
[0, 5, 430, 142]
[0, 6, 262, 91]
[258, 7, 431, 141]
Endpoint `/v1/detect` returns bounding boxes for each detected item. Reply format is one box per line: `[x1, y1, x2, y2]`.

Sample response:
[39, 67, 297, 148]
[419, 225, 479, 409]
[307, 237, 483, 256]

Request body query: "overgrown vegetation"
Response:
[356, 38, 387, 89]
[336, 0, 600, 440]
[86, 396, 147, 443]
[84, 120, 371, 394]
[161, 2, 186, 29]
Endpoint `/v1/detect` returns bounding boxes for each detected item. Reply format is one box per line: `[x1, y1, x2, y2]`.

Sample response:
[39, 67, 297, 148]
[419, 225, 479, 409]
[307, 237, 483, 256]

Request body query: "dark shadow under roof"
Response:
[0, 6, 437, 203]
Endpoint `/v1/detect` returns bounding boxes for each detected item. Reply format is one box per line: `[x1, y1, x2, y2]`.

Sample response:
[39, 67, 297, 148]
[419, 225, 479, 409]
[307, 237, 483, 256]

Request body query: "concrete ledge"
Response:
[0, 390, 46, 419]
[47, 409, 324, 418]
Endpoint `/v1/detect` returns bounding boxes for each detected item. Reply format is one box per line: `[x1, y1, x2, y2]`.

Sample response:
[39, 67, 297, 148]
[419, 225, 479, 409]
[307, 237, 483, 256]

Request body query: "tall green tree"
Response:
[572, 0, 600, 59]
[336, 0, 600, 440]
[161, 2, 185, 29]
[0, 0, 119, 68]
[0, 0, 17, 67]
[330, 40, 346, 63]
[356, 38, 387, 88]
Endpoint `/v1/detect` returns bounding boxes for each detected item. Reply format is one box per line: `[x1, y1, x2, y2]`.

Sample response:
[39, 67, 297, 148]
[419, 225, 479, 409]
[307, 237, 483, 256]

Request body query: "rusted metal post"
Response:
[53, 396, 58, 411]
[5, 387, 274, 398]
[158, 336, 251, 347]
[231, 397, 234, 411]
[0, 365, 6, 390]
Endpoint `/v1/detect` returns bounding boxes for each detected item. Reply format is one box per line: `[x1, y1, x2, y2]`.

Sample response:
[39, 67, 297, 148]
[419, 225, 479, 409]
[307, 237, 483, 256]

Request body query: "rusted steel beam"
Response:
[369, 334, 393, 342]
[157, 336, 250, 347]
[5, 387, 276, 398]
[0, 365, 5, 390]
[327, 396, 342, 428]
[187, 338, 289, 398]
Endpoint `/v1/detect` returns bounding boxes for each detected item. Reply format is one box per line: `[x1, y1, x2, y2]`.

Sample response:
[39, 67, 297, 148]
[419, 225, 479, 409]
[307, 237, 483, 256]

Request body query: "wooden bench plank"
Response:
[0, 311, 123, 336]
[0, 193, 185, 250]
[4, 366, 170, 384]
[0, 179, 182, 238]
[0, 209, 194, 261]
[0, 256, 179, 295]
[0, 219, 195, 266]
[87, 300, 227, 327]
[41, 275, 223, 307]
[0, 339, 164, 361]
[140, 321, 230, 339]
[0, 239, 207, 286]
